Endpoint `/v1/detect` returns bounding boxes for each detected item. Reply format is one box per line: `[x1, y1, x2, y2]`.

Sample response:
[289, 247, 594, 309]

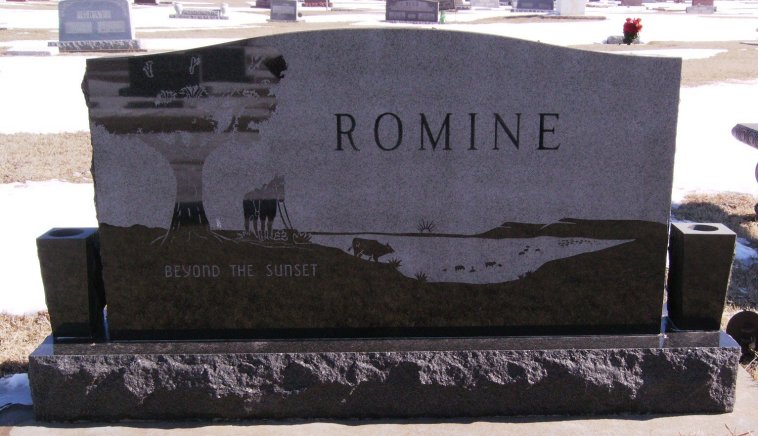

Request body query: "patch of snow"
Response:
[612, 49, 727, 60]
[672, 81, 758, 201]
[0, 181, 97, 315]
[736, 238, 758, 262]
[0, 56, 91, 134]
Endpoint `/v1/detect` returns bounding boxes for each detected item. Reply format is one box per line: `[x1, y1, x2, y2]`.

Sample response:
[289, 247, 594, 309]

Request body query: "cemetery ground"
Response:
[0, 1, 757, 427]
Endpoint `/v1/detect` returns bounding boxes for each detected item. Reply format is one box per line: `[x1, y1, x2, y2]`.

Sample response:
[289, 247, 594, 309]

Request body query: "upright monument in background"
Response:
[57, 0, 142, 52]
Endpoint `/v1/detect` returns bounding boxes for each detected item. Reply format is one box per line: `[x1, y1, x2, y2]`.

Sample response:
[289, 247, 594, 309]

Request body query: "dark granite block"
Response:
[668, 223, 736, 331]
[36, 228, 105, 341]
[28, 332, 741, 421]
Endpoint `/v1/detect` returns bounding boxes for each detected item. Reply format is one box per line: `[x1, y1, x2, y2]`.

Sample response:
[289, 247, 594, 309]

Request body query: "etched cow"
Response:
[350, 238, 394, 262]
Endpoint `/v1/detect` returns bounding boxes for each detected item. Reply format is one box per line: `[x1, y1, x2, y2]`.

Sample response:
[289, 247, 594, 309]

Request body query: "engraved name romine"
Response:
[335, 113, 562, 151]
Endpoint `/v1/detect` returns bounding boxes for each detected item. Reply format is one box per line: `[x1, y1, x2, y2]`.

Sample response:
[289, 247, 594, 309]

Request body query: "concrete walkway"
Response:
[1, 368, 756, 435]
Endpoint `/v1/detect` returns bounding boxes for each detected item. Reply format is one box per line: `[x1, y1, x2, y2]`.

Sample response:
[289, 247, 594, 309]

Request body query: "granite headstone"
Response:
[512, 0, 553, 11]
[386, 0, 439, 22]
[686, 0, 715, 13]
[270, 0, 298, 21]
[58, 0, 141, 52]
[29, 29, 744, 421]
[82, 29, 680, 340]
[436, 0, 456, 10]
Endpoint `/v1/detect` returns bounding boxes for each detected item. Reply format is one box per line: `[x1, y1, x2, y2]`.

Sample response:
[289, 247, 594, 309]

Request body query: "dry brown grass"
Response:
[0, 132, 92, 184]
[674, 192, 758, 243]
[0, 312, 51, 378]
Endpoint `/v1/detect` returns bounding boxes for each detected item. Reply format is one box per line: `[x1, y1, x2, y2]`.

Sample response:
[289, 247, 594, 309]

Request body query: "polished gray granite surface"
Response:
[32, 331, 738, 356]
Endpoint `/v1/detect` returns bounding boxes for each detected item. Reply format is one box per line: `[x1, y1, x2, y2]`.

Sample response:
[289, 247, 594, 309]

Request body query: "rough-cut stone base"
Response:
[56, 40, 143, 52]
[29, 332, 740, 421]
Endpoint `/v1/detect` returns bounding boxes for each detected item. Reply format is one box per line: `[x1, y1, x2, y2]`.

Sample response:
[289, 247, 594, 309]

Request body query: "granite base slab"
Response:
[56, 40, 143, 52]
[28, 332, 741, 421]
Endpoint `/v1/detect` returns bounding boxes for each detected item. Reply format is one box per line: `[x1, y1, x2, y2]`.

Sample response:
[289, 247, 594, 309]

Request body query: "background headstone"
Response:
[556, 0, 584, 15]
[436, 0, 456, 10]
[270, 0, 298, 21]
[512, 0, 553, 11]
[386, 0, 439, 22]
[58, 0, 140, 51]
[686, 0, 715, 13]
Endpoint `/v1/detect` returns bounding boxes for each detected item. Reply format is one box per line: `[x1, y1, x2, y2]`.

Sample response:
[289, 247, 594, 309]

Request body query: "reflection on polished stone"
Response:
[32, 331, 738, 356]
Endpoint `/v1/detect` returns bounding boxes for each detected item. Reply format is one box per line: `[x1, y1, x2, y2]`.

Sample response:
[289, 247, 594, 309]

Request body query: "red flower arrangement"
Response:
[623, 18, 643, 45]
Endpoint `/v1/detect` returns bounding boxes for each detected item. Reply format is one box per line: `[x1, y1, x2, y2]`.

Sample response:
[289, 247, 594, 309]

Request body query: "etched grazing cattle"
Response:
[350, 238, 394, 262]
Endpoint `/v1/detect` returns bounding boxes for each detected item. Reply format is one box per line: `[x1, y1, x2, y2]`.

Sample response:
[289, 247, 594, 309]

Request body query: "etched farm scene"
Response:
[313, 231, 631, 284]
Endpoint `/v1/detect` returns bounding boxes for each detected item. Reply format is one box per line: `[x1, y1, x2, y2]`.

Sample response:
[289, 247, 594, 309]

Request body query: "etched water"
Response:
[310, 235, 632, 284]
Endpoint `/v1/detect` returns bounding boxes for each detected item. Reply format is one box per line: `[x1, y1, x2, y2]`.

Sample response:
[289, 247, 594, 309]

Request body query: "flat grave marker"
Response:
[170, 2, 230, 19]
